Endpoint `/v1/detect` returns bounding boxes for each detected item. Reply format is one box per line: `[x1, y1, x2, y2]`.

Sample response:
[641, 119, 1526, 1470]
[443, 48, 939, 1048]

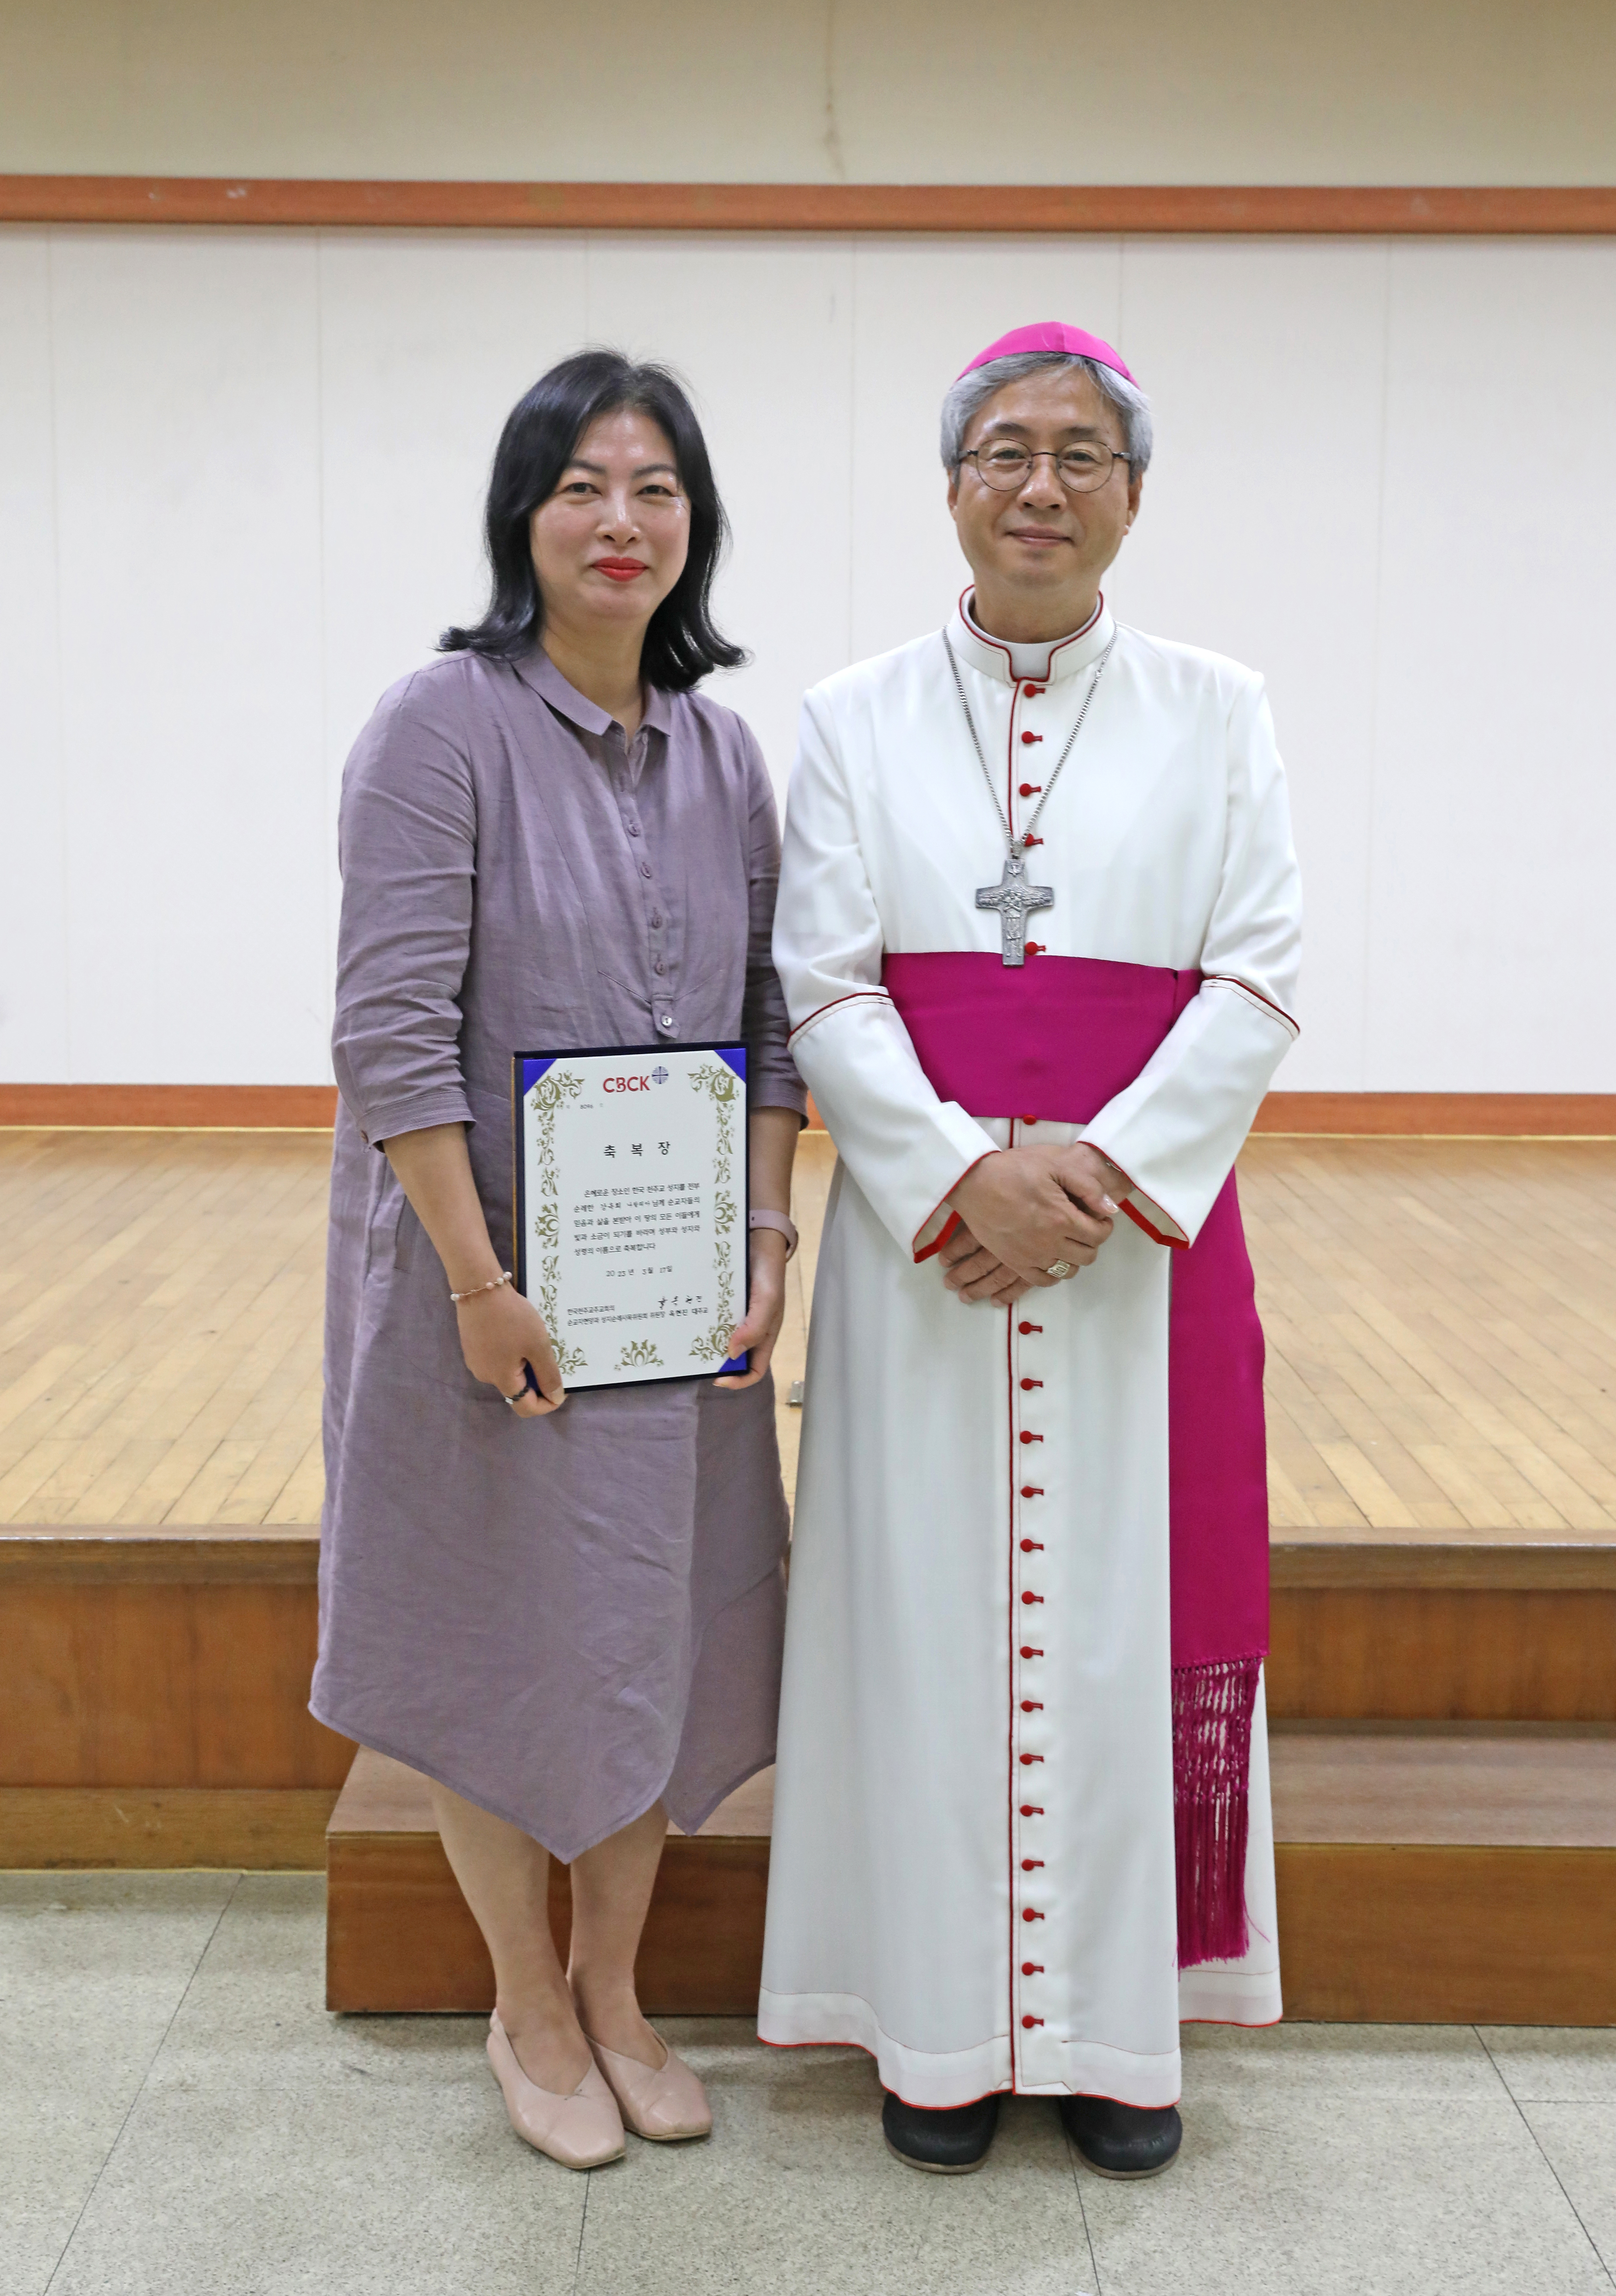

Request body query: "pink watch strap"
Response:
[748, 1209, 799, 1260]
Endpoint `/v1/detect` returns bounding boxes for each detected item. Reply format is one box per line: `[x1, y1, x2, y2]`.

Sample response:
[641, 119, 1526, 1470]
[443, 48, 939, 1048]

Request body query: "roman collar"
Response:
[512, 645, 675, 740]
[948, 587, 1115, 687]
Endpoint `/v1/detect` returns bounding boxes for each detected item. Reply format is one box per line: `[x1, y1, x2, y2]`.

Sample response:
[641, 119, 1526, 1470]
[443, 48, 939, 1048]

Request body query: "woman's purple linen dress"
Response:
[309, 647, 805, 1860]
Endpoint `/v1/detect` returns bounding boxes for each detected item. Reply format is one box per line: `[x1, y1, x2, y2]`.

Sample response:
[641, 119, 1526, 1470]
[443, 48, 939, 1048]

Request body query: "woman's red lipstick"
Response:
[595, 557, 648, 582]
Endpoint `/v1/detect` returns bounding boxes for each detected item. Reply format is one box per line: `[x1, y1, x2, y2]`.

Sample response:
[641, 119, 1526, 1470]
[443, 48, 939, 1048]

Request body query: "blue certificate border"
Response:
[511, 1041, 751, 1389]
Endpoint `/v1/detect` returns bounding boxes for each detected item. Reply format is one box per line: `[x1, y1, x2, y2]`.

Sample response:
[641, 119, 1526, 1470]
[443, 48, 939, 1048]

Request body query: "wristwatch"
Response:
[748, 1209, 799, 1260]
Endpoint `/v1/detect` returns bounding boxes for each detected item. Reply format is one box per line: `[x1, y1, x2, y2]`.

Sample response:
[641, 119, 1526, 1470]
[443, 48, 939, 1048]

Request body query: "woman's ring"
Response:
[1045, 1260, 1077, 1281]
[503, 1387, 527, 1408]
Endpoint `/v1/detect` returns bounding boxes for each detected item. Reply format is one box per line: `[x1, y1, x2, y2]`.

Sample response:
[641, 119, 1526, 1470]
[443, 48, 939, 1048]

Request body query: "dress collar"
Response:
[513, 644, 675, 739]
[948, 587, 1114, 687]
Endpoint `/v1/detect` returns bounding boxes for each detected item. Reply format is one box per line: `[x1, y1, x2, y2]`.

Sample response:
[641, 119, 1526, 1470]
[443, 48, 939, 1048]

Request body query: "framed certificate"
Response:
[512, 1042, 750, 1391]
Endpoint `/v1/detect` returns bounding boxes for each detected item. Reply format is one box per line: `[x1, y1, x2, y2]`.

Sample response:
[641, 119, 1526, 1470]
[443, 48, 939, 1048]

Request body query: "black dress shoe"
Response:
[882, 2090, 1001, 2173]
[1059, 2093, 1182, 2178]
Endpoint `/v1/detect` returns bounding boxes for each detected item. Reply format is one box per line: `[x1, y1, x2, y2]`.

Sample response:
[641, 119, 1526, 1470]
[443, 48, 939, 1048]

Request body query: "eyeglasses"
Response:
[957, 442, 1131, 494]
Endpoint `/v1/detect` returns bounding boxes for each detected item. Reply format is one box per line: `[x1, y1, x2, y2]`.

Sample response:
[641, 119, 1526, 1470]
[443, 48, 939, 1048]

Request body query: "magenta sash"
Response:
[884, 951, 1267, 1967]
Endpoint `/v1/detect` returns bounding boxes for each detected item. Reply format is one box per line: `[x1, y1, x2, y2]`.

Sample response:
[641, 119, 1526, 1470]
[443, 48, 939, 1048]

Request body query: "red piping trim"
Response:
[912, 1152, 995, 1262]
[914, 1207, 964, 1264]
[1201, 972, 1300, 1033]
[1090, 1146, 1189, 1250]
[1121, 1197, 1189, 1250]
[955, 585, 1106, 686]
[785, 988, 891, 1048]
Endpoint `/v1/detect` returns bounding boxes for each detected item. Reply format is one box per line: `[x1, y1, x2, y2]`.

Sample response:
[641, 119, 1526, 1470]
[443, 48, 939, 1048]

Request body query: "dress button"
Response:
[658, 1015, 675, 1031]
[650, 913, 662, 927]
[626, 821, 641, 836]
[640, 863, 653, 880]
[653, 960, 665, 975]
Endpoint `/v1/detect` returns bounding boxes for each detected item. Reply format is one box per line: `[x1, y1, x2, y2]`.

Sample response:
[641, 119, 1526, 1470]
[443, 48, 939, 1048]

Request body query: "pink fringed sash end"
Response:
[1172, 1653, 1262, 1969]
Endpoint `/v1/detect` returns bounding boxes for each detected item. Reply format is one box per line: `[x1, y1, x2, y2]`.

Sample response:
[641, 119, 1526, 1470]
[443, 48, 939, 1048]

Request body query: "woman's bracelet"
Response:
[748, 1210, 799, 1261]
[449, 1270, 513, 1305]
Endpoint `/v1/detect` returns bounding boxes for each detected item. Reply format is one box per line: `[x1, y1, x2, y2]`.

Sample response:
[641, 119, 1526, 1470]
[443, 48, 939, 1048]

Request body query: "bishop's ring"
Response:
[1045, 1259, 1078, 1281]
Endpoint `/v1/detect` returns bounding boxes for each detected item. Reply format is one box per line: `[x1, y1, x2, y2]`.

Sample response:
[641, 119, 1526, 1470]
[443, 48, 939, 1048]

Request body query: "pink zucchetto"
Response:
[959, 322, 1136, 386]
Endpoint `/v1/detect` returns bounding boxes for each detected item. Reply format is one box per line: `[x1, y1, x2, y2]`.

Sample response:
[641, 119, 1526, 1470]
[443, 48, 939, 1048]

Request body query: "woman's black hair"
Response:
[440, 348, 746, 689]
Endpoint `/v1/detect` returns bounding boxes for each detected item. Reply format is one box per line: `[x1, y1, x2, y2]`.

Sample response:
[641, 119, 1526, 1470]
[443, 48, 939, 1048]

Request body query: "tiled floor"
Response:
[6, 1874, 1613, 2296]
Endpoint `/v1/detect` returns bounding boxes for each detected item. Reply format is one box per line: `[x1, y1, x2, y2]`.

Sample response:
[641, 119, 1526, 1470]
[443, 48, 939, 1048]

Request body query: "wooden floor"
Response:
[1, 1127, 1614, 1533]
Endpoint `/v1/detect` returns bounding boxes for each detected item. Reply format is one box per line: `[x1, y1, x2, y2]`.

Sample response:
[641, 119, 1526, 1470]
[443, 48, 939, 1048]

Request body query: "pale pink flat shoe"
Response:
[487, 2010, 625, 2169]
[585, 2030, 713, 2142]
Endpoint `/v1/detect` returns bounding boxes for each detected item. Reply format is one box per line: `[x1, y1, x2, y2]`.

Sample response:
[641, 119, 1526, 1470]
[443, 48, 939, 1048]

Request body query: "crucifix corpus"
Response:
[977, 846, 1054, 968]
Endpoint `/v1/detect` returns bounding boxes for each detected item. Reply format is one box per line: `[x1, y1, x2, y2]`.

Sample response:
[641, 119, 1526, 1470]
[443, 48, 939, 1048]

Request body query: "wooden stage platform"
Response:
[3, 1125, 1614, 2021]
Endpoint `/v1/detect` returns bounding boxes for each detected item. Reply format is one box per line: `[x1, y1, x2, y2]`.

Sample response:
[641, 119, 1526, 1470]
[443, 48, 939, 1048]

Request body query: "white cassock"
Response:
[760, 593, 1303, 2108]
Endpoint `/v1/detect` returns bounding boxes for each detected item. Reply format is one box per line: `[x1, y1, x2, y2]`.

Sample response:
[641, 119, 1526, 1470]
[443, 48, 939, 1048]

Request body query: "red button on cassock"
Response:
[1019, 1321, 1042, 1335]
[1020, 1591, 1044, 1605]
[1021, 1700, 1043, 1712]
[1021, 731, 1043, 745]
[1020, 1486, 1043, 1498]
[1019, 1753, 1044, 1766]
[1020, 1647, 1043, 1660]
[1022, 1907, 1045, 1921]
[1019, 1805, 1043, 1817]
[1019, 1430, 1043, 1445]
[1021, 2015, 1044, 2028]
[1021, 1960, 1044, 1973]
[1021, 1377, 1043, 1391]
[1021, 1858, 1044, 1870]
[1018, 781, 1041, 797]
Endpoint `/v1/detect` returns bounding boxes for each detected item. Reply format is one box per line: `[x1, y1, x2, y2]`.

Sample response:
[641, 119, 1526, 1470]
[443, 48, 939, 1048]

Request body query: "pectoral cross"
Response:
[977, 847, 1054, 968]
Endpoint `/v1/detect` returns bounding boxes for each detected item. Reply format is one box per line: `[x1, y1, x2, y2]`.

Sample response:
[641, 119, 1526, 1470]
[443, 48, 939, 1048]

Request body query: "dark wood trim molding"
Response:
[0, 1084, 338, 1128]
[1253, 1093, 1616, 1137]
[3, 178, 1614, 236]
[5, 1084, 1611, 1135]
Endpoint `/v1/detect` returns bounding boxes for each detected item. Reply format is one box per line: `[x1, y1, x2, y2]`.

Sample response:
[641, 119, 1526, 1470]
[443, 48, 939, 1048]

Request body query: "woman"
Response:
[311, 352, 804, 2171]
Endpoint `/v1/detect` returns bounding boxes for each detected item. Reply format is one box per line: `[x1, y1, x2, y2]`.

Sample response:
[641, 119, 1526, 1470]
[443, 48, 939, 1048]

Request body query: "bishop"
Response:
[762, 323, 1303, 2179]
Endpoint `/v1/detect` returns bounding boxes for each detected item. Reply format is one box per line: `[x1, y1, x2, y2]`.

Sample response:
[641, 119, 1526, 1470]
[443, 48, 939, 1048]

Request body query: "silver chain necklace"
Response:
[943, 626, 1118, 967]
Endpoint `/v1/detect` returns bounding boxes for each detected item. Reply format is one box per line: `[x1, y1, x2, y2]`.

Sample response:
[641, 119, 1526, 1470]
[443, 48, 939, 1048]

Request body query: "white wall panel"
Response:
[2, 225, 1613, 1091]
[1110, 239, 1391, 1089]
[0, 230, 67, 1077]
[47, 229, 326, 1083]
[1368, 241, 1616, 1090]
[583, 236, 857, 782]
[317, 232, 591, 783]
